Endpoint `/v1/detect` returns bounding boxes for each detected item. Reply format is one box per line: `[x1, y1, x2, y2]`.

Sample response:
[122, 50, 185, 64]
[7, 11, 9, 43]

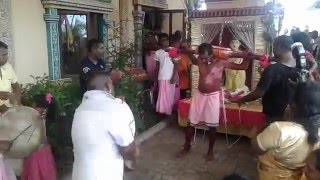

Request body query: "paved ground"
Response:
[61, 124, 258, 180]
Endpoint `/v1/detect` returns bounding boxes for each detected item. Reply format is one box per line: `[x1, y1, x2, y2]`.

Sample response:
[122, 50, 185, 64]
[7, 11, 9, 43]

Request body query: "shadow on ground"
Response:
[124, 124, 258, 180]
[60, 124, 258, 180]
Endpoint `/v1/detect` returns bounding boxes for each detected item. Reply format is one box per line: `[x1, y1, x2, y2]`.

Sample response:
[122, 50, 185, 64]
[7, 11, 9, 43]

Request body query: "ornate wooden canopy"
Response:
[189, 6, 269, 19]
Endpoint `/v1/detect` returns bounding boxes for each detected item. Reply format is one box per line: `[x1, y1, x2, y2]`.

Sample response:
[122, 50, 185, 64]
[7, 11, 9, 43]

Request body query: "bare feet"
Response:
[176, 146, 191, 158]
[205, 152, 214, 161]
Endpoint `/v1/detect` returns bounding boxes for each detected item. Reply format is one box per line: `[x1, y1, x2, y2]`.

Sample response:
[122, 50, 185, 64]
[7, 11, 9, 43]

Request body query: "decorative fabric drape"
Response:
[227, 21, 255, 51]
[201, 23, 221, 44]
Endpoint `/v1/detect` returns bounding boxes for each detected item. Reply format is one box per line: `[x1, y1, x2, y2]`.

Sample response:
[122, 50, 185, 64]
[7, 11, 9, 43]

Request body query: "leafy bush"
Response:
[21, 75, 82, 116]
[114, 76, 145, 133]
[108, 22, 149, 133]
[21, 75, 82, 150]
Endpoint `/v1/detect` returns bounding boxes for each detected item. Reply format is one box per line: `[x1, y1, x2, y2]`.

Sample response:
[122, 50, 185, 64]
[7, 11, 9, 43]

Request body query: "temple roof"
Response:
[189, 6, 269, 18]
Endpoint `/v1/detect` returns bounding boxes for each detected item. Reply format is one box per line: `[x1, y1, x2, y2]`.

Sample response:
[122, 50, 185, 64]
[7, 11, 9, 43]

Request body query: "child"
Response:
[21, 93, 57, 180]
[176, 43, 250, 161]
[155, 33, 178, 115]
[0, 141, 16, 180]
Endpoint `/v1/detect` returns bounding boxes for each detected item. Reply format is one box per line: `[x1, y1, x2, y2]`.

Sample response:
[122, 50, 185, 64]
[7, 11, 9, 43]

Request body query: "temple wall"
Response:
[206, 0, 265, 9]
[119, 0, 135, 43]
[161, 0, 186, 35]
[11, 0, 49, 84]
[167, 0, 187, 10]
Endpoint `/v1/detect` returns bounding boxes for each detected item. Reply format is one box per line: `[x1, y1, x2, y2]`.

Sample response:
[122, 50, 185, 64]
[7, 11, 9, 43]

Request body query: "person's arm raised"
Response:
[223, 58, 250, 70]
[180, 48, 199, 65]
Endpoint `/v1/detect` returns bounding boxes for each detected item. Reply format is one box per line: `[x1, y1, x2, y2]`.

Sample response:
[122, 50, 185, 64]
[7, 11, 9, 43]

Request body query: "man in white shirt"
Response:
[0, 41, 21, 114]
[71, 71, 139, 180]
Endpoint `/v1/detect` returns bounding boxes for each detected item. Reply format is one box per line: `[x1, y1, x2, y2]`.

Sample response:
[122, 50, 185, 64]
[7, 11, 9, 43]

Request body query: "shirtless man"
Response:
[176, 43, 251, 161]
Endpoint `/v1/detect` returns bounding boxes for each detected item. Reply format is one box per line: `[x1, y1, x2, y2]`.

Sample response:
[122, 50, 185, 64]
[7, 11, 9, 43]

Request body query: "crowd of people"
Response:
[1, 26, 320, 180]
[143, 30, 320, 180]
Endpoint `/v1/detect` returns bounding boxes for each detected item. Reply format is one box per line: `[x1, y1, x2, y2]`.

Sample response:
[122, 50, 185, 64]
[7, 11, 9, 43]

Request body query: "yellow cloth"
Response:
[257, 122, 316, 180]
[225, 69, 246, 92]
[0, 63, 18, 107]
[300, 174, 307, 180]
[224, 58, 246, 91]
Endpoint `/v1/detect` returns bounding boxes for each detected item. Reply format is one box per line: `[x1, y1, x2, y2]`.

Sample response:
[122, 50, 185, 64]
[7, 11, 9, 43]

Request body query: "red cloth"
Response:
[306, 51, 313, 60]
[259, 55, 270, 68]
[178, 99, 265, 130]
[168, 48, 180, 58]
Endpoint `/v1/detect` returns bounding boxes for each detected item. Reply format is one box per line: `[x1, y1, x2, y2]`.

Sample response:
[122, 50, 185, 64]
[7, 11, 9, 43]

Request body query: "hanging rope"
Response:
[222, 90, 246, 148]
[218, 22, 225, 46]
[226, 106, 245, 148]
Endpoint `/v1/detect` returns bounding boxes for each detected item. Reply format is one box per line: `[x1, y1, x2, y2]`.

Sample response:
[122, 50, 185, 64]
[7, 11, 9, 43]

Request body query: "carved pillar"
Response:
[132, 10, 145, 67]
[102, 14, 110, 62]
[44, 8, 61, 80]
[0, 0, 14, 65]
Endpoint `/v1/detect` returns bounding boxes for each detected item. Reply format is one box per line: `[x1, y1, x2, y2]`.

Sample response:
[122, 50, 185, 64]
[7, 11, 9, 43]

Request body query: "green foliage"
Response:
[21, 75, 82, 117]
[114, 76, 145, 133]
[108, 22, 147, 133]
[21, 75, 82, 152]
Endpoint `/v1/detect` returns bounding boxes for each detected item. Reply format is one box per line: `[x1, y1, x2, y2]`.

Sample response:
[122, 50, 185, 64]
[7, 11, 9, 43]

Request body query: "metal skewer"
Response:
[11, 125, 32, 142]
[27, 127, 36, 143]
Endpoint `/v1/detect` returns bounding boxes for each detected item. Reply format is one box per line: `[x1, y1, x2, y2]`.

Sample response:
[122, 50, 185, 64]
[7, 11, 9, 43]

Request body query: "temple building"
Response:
[0, 0, 186, 83]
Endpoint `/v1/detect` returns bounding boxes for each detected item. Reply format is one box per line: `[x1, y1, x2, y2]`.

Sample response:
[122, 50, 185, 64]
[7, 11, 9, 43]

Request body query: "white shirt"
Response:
[155, 49, 174, 80]
[0, 62, 18, 107]
[71, 90, 135, 180]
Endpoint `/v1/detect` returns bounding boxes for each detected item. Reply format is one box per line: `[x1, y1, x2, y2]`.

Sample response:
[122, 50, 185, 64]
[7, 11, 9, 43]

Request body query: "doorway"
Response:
[58, 10, 102, 76]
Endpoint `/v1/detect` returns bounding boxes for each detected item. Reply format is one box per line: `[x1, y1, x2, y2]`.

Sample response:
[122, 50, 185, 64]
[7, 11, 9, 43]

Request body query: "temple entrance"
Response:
[142, 8, 186, 69]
